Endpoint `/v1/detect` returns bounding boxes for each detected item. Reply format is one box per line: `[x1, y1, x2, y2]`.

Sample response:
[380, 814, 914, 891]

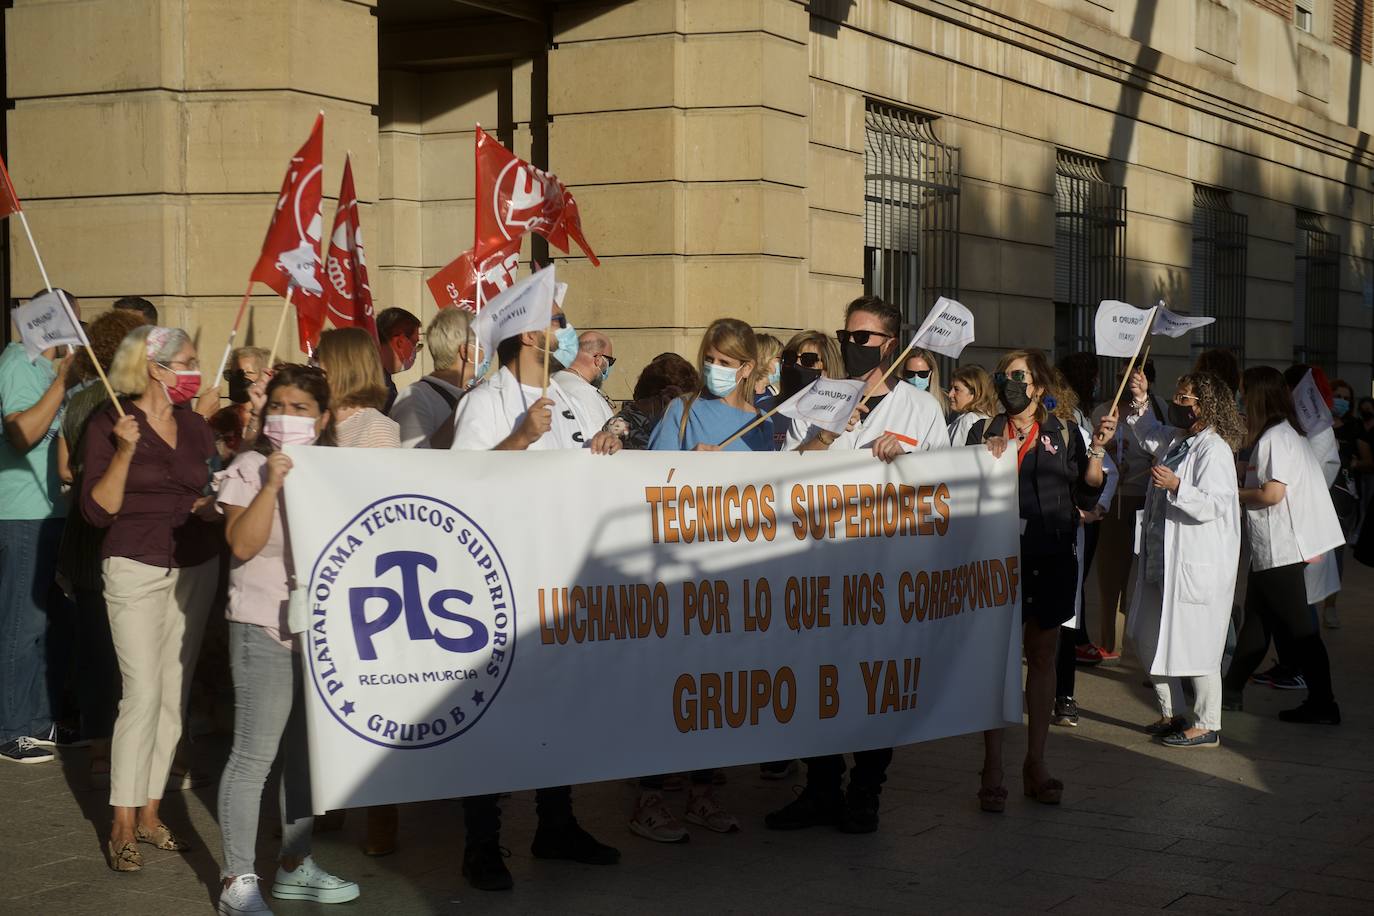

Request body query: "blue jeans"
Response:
[217, 622, 313, 879]
[0, 518, 64, 742]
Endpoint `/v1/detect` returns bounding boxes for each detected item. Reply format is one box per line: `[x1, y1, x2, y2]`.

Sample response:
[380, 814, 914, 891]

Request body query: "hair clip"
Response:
[1043, 395, 1057, 410]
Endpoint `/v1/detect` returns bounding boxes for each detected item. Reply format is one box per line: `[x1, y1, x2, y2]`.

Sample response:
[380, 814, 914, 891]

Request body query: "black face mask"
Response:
[997, 378, 1033, 416]
[842, 342, 884, 379]
[780, 364, 821, 399]
[1167, 401, 1197, 431]
[226, 369, 252, 404]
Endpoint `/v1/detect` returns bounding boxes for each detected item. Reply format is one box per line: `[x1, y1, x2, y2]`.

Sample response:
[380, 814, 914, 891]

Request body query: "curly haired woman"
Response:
[1123, 370, 1246, 748]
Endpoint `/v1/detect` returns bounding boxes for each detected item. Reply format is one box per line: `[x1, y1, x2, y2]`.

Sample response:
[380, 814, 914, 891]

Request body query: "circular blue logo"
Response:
[304, 494, 516, 749]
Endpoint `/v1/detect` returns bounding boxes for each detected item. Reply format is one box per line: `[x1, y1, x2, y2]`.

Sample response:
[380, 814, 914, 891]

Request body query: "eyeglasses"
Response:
[898, 368, 932, 382]
[836, 329, 894, 348]
[1174, 394, 1199, 403]
[551, 313, 568, 330]
[782, 350, 823, 369]
[994, 370, 1030, 385]
[161, 359, 201, 371]
[597, 354, 617, 367]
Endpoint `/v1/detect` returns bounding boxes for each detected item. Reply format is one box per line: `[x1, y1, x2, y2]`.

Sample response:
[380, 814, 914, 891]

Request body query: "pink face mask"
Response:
[159, 368, 201, 405]
[262, 413, 319, 449]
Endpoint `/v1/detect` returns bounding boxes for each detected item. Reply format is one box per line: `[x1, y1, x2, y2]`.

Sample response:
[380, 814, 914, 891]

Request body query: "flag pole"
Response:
[212, 278, 256, 391]
[15, 210, 124, 416]
[719, 399, 788, 448]
[1107, 311, 1157, 416]
[540, 327, 552, 396]
[267, 287, 296, 368]
[859, 337, 918, 410]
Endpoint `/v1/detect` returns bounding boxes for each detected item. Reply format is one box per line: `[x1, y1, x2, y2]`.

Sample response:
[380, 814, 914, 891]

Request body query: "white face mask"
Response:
[703, 362, 741, 398]
[262, 413, 319, 449]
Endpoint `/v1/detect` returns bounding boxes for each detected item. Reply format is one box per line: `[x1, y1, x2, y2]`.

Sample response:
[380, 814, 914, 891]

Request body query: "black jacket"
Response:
[967, 413, 1104, 555]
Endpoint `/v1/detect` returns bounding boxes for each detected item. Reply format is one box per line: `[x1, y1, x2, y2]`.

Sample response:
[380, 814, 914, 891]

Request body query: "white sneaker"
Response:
[271, 856, 360, 904]
[218, 875, 273, 915]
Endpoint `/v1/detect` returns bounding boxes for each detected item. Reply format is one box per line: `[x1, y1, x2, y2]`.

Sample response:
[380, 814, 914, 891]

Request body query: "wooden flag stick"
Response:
[267, 286, 296, 368]
[15, 210, 124, 416]
[540, 326, 552, 396]
[718, 399, 788, 448]
[1106, 311, 1157, 416]
[858, 336, 918, 409]
[211, 278, 256, 390]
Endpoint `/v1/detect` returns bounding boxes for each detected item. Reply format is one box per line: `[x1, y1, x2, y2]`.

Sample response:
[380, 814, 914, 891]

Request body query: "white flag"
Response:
[911, 297, 975, 358]
[776, 377, 868, 435]
[1151, 304, 1214, 338]
[13, 290, 87, 361]
[554, 281, 568, 308]
[1094, 300, 1157, 358]
[472, 264, 557, 359]
[1292, 369, 1334, 436]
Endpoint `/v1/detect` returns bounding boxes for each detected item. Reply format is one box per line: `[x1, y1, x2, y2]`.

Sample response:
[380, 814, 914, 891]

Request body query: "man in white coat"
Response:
[1124, 371, 1244, 749]
[553, 330, 614, 441]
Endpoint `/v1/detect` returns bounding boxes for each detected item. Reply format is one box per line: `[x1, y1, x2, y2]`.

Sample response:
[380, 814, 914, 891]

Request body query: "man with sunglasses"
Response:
[554, 330, 616, 439]
[769, 295, 949, 836]
[449, 287, 621, 893]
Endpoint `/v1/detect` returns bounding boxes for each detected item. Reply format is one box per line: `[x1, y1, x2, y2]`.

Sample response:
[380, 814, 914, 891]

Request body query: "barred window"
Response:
[1190, 186, 1248, 361]
[1054, 152, 1126, 365]
[863, 102, 960, 352]
[1294, 211, 1339, 374]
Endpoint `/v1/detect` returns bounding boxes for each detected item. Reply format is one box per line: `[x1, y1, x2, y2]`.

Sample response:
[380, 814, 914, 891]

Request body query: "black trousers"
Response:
[804, 748, 894, 798]
[463, 785, 573, 844]
[1224, 563, 1335, 704]
[1055, 521, 1100, 698]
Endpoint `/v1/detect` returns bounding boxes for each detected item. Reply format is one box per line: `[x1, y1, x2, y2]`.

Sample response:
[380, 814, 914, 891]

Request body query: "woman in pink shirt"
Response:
[214, 365, 360, 916]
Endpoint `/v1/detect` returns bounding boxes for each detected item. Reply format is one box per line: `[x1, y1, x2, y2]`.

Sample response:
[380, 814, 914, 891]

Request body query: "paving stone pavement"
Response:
[5, 560, 1373, 915]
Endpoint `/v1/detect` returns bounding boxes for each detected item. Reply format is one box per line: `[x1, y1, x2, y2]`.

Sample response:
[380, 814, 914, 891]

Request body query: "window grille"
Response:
[863, 102, 960, 365]
[1054, 152, 1126, 374]
[1190, 186, 1248, 362]
[1294, 211, 1339, 373]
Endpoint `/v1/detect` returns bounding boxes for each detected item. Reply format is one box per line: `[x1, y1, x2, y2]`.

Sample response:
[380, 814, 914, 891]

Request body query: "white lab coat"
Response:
[1125, 415, 1241, 677]
[1303, 426, 1342, 603]
[553, 369, 614, 440]
[783, 381, 948, 452]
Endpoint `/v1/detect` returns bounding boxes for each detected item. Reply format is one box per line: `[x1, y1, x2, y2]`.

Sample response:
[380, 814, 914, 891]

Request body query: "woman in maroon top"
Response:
[81, 325, 221, 872]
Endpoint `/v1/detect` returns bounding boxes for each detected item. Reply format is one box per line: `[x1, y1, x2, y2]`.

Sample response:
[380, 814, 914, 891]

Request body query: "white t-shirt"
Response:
[1244, 421, 1346, 571]
[451, 365, 588, 451]
[390, 376, 465, 448]
[783, 381, 948, 453]
[553, 369, 613, 439]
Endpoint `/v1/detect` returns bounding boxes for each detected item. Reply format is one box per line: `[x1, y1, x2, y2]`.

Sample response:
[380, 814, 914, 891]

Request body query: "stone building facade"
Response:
[5, 0, 1372, 398]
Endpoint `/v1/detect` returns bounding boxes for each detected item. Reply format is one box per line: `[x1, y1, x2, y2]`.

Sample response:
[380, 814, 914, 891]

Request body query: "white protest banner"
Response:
[13, 290, 87, 360]
[1150, 304, 1214, 339]
[471, 263, 556, 358]
[1094, 300, 1156, 358]
[776, 377, 867, 436]
[554, 281, 568, 308]
[282, 447, 1024, 810]
[912, 297, 975, 359]
[1293, 369, 1334, 436]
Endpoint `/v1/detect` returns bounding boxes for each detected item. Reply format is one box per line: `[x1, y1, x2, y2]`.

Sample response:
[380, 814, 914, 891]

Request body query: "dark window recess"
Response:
[863, 102, 960, 370]
[1190, 186, 1248, 362]
[1294, 211, 1339, 375]
[1054, 152, 1126, 378]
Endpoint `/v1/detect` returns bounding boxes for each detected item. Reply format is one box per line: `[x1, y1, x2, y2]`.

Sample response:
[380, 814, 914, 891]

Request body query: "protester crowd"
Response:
[2, 287, 1368, 916]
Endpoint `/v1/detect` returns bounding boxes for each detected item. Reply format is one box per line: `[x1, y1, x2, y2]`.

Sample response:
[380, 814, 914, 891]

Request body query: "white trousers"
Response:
[1153, 673, 1222, 731]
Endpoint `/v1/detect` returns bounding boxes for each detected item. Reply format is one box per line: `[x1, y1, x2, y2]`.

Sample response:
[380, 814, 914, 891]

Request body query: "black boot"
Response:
[764, 788, 843, 830]
[837, 786, 880, 834]
[531, 818, 621, 865]
[462, 840, 513, 891]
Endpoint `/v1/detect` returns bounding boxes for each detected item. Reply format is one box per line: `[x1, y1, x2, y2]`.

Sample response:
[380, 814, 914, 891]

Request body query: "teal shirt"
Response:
[648, 394, 774, 452]
[0, 343, 66, 519]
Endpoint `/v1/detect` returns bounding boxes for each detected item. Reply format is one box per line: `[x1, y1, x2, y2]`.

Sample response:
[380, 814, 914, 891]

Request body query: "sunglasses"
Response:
[782, 350, 823, 369]
[994, 370, 1030, 385]
[898, 368, 932, 381]
[551, 313, 568, 330]
[836, 329, 894, 348]
[598, 354, 617, 367]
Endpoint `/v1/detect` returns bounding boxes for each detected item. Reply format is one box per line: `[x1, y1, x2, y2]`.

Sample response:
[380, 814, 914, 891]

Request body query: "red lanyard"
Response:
[1014, 421, 1040, 469]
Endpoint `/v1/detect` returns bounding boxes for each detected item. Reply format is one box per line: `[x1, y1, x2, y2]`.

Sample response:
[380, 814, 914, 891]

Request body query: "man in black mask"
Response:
[770, 296, 948, 835]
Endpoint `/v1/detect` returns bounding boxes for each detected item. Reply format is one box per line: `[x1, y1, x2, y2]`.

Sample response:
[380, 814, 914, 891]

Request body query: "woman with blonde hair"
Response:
[80, 325, 222, 871]
[946, 364, 996, 446]
[897, 348, 947, 414]
[753, 332, 783, 412]
[648, 318, 770, 452]
[315, 327, 400, 450]
[1124, 370, 1244, 747]
[390, 308, 482, 449]
[779, 330, 842, 394]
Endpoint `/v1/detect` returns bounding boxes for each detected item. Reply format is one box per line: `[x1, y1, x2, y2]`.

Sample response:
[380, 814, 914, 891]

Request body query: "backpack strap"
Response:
[678, 393, 699, 449]
[419, 377, 461, 412]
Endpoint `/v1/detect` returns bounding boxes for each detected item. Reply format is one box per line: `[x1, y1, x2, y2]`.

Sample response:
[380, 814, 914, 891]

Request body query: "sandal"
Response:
[135, 823, 191, 851]
[1022, 766, 1064, 805]
[977, 769, 1007, 813]
[107, 838, 143, 872]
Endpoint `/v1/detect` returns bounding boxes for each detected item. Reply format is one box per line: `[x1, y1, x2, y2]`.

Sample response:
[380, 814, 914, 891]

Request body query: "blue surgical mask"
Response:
[596, 358, 612, 388]
[768, 368, 781, 391]
[468, 354, 492, 389]
[704, 362, 741, 398]
[904, 375, 931, 392]
[551, 325, 580, 368]
[1332, 397, 1350, 418]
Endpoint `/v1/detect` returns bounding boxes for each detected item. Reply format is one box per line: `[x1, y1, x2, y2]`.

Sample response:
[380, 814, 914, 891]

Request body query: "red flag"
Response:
[473, 126, 599, 266]
[250, 114, 326, 352]
[0, 152, 21, 219]
[426, 237, 522, 312]
[323, 156, 378, 341]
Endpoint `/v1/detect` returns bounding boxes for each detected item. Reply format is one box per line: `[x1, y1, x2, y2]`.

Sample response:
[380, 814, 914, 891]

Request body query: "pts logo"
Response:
[307, 496, 515, 750]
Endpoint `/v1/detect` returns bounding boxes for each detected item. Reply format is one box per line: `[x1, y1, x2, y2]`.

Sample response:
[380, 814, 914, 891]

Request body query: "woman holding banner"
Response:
[648, 318, 771, 452]
[214, 365, 360, 914]
[966, 349, 1112, 810]
[80, 326, 221, 871]
[1122, 371, 1243, 748]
